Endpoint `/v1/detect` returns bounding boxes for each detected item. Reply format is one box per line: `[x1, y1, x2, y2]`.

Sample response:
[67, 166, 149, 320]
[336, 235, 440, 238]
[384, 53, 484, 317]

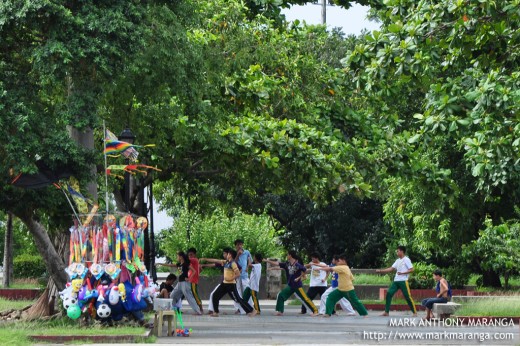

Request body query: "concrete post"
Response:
[265, 259, 282, 299]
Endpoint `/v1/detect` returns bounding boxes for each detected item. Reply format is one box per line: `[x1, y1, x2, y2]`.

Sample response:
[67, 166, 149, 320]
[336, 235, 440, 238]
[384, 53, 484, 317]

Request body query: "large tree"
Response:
[0, 0, 152, 288]
[1, 0, 375, 289]
[343, 0, 519, 286]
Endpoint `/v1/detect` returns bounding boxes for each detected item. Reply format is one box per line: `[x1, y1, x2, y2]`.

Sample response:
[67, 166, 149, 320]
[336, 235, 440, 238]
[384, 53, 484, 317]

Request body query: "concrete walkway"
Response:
[37, 299, 519, 345]
[142, 300, 518, 345]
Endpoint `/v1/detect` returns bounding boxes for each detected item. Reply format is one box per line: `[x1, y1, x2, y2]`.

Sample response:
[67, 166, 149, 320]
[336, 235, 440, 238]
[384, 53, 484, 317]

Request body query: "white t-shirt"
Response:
[309, 262, 328, 287]
[392, 256, 413, 281]
[249, 263, 262, 291]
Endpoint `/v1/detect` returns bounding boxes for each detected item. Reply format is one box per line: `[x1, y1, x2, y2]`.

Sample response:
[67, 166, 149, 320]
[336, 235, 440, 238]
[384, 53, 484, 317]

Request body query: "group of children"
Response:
[157, 243, 449, 320]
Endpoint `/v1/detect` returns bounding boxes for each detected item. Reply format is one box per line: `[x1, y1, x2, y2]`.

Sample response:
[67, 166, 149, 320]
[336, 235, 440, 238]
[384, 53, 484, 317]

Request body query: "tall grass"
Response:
[354, 274, 392, 285]
[455, 297, 520, 317]
[0, 318, 148, 346]
[0, 297, 34, 312]
[2, 278, 40, 289]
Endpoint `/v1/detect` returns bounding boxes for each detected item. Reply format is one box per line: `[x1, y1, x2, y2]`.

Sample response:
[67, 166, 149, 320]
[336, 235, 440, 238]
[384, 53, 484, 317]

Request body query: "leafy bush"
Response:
[160, 208, 284, 262]
[408, 262, 436, 289]
[443, 266, 471, 289]
[13, 254, 47, 279]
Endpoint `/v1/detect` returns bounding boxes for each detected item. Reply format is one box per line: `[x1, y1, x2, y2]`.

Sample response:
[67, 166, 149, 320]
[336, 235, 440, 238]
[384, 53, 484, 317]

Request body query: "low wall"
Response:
[156, 274, 268, 300]
[379, 288, 470, 301]
[0, 288, 41, 300]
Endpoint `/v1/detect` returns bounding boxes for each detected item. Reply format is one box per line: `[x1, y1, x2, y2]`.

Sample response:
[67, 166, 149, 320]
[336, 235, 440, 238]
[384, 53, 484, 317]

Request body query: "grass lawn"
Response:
[2, 279, 41, 289]
[0, 297, 35, 312]
[0, 318, 152, 346]
[353, 274, 392, 285]
[468, 275, 520, 288]
[455, 297, 520, 317]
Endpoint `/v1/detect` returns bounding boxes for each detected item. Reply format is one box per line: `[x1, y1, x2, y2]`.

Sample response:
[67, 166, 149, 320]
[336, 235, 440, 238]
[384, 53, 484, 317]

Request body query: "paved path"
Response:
[141, 300, 518, 345]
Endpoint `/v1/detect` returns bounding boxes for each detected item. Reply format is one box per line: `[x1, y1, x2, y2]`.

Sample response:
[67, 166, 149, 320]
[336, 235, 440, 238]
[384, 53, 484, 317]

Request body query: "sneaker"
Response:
[274, 311, 283, 316]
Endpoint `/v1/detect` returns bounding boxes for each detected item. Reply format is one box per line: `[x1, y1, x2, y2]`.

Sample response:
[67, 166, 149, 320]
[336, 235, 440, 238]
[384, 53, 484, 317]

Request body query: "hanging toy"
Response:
[96, 303, 112, 319]
[62, 295, 78, 310]
[132, 277, 143, 303]
[89, 263, 104, 280]
[75, 263, 88, 279]
[108, 285, 120, 305]
[67, 304, 81, 319]
[105, 262, 120, 280]
[118, 283, 127, 302]
[71, 278, 83, 296]
[65, 263, 79, 280]
[59, 283, 73, 300]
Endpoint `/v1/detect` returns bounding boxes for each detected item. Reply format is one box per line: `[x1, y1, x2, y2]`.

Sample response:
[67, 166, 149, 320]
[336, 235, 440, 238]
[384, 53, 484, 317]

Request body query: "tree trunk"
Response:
[482, 269, 502, 288]
[16, 211, 68, 290]
[2, 212, 14, 287]
[67, 126, 98, 202]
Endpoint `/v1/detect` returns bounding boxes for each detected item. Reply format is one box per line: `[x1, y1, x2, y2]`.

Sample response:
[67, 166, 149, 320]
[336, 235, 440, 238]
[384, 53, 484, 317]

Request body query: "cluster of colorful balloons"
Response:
[59, 261, 157, 321]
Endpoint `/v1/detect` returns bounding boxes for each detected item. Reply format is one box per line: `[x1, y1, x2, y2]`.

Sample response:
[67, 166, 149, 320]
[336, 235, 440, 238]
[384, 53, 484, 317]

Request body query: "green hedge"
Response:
[13, 254, 46, 279]
[408, 262, 436, 289]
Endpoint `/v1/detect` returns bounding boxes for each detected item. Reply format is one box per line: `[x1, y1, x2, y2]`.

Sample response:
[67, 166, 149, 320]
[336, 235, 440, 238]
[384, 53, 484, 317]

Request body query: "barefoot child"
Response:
[203, 250, 257, 317]
[375, 245, 417, 316]
[242, 253, 263, 314]
[264, 250, 318, 316]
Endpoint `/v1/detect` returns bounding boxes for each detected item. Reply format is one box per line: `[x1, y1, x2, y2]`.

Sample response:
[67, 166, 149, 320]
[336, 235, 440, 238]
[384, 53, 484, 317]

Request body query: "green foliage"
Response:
[266, 193, 388, 267]
[462, 216, 520, 288]
[159, 206, 284, 261]
[455, 297, 520, 317]
[353, 274, 392, 285]
[13, 254, 46, 279]
[342, 0, 520, 286]
[407, 262, 436, 289]
[443, 266, 472, 289]
[0, 213, 38, 264]
[0, 317, 147, 346]
[0, 298, 35, 313]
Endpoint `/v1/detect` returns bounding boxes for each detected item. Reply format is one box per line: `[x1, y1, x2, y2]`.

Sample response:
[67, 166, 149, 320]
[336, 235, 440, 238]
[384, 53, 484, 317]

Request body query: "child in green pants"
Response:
[375, 245, 417, 316]
[315, 254, 368, 317]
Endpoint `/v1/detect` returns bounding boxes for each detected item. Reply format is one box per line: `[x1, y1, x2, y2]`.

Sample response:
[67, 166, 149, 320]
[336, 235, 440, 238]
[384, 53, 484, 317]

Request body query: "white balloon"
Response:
[108, 286, 120, 305]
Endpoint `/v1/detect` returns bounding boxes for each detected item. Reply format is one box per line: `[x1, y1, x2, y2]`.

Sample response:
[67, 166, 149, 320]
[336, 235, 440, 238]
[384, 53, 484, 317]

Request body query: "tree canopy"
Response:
[1, 0, 518, 288]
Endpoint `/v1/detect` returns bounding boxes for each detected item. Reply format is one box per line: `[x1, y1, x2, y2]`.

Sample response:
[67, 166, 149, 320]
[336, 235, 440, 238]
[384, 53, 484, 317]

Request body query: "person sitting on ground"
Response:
[421, 269, 452, 320]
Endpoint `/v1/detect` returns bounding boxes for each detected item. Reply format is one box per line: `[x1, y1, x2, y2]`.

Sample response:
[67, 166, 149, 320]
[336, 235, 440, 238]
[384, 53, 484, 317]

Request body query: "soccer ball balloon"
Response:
[97, 303, 111, 318]
[63, 296, 78, 310]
